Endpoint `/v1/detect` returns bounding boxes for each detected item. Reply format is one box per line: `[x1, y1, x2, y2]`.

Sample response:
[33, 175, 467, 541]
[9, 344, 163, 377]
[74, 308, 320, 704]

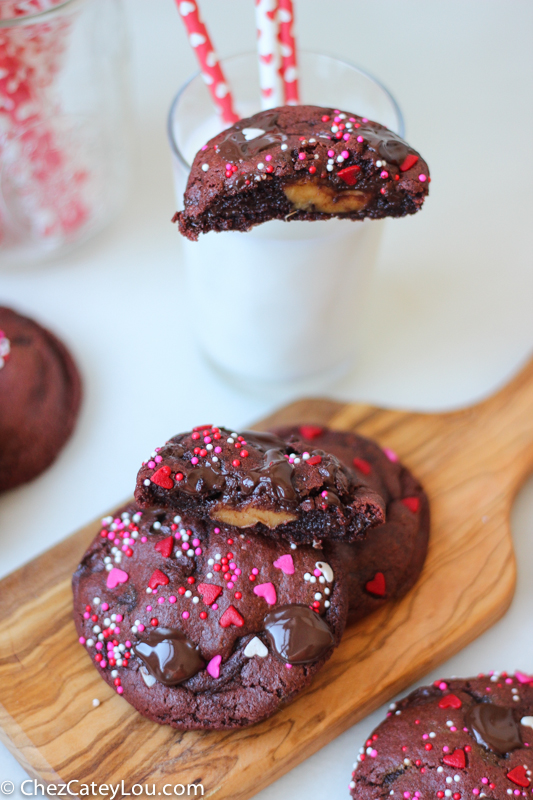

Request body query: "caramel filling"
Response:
[284, 181, 369, 214]
[210, 506, 297, 529]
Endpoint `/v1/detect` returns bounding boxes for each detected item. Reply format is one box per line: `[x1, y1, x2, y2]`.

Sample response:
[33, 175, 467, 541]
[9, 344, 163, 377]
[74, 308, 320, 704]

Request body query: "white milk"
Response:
[170, 114, 384, 386]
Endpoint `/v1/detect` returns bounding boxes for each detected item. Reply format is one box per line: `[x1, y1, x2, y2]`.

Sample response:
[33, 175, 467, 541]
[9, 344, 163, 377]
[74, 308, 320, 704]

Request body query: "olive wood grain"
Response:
[1, 357, 533, 797]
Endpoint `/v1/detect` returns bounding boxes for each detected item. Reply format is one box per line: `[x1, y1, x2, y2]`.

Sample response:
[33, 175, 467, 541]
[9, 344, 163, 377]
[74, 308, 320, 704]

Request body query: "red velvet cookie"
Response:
[349, 673, 533, 798]
[272, 426, 429, 622]
[0, 306, 81, 493]
[72, 503, 348, 730]
[176, 105, 429, 240]
[134, 426, 386, 545]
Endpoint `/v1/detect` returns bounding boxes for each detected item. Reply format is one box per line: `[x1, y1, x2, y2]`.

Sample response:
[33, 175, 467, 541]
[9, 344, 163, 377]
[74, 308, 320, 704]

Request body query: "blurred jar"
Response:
[0, 0, 130, 267]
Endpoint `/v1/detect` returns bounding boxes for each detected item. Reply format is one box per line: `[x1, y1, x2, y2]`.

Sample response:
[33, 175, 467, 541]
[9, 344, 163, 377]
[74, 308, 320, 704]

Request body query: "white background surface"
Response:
[1, 2, 533, 798]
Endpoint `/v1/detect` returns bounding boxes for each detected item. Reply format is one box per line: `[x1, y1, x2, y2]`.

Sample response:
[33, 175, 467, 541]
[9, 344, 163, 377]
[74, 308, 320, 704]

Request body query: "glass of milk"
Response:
[168, 52, 404, 391]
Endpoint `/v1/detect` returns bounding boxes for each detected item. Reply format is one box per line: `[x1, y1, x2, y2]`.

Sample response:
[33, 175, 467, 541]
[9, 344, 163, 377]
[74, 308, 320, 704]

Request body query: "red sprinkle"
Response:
[402, 496, 420, 513]
[175, 472, 184, 482]
[187, 576, 195, 584]
[352, 457, 371, 475]
[299, 425, 323, 439]
[200, 611, 207, 620]
[150, 618, 159, 627]
[400, 153, 419, 172]
[149, 569, 169, 590]
[306, 455, 322, 466]
[155, 535, 174, 559]
[232, 459, 241, 467]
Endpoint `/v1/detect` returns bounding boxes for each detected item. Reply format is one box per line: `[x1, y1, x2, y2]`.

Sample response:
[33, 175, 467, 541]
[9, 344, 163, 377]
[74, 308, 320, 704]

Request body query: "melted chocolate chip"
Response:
[264, 604, 334, 664]
[183, 465, 225, 495]
[133, 628, 204, 686]
[466, 703, 523, 755]
[218, 111, 288, 163]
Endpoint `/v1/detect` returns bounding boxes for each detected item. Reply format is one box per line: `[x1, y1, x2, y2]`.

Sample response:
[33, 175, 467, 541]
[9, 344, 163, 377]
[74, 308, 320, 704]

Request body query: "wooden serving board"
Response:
[2, 358, 533, 798]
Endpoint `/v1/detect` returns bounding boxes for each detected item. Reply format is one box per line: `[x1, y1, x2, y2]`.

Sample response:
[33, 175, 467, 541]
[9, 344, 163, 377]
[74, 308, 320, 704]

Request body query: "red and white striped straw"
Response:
[278, 0, 300, 105]
[255, 0, 283, 109]
[175, 0, 239, 125]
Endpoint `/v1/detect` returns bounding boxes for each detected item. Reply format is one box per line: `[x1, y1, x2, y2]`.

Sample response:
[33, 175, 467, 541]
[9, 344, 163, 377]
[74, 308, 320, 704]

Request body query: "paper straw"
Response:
[255, 0, 282, 109]
[278, 0, 300, 105]
[175, 0, 239, 125]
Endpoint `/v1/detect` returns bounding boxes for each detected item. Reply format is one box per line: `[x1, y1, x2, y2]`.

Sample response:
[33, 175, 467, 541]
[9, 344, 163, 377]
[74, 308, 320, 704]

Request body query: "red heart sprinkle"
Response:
[154, 536, 174, 559]
[402, 496, 420, 513]
[337, 165, 361, 185]
[365, 572, 386, 597]
[507, 766, 530, 787]
[438, 694, 462, 709]
[150, 465, 174, 490]
[193, 424, 212, 431]
[219, 605, 244, 628]
[353, 457, 371, 475]
[442, 749, 466, 769]
[400, 153, 419, 172]
[197, 583, 222, 606]
[299, 425, 324, 439]
[149, 569, 169, 590]
[306, 455, 322, 466]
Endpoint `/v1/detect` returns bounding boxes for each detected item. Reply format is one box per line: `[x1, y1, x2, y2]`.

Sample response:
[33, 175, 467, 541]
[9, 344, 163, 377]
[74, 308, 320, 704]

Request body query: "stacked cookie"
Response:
[73, 424, 429, 729]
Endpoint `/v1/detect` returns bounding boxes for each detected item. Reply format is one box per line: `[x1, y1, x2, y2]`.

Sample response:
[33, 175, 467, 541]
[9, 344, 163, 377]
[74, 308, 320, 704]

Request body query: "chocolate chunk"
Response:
[467, 703, 523, 756]
[264, 604, 334, 664]
[133, 628, 204, 686]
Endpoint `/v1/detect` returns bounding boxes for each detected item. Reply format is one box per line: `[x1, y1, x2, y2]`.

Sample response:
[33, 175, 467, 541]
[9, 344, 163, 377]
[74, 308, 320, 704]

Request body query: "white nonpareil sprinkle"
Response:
[201, 163, 209, 171]
[143, 479, 150, 486]
[92, 699, 100, 708]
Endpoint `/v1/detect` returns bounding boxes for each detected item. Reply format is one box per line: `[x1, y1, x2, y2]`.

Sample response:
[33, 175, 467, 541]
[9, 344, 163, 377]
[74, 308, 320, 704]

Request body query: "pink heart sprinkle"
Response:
[273, 554, 295, 575]
[207, 655, 222, 679]
[106, 568, 129, 589]
[516, 671, 533, 684]
[253, 582, 277, 605]
[383, 447, 398, 463]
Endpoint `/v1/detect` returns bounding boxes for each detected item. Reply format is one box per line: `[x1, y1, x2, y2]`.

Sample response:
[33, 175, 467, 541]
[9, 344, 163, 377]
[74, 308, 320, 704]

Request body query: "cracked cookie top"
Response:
[134, 425, 386, 544]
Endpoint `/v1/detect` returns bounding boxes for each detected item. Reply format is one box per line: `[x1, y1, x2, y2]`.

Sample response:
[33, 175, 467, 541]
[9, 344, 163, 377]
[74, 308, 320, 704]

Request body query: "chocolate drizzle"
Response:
[218, 111, 288, 163]
[264, 604, 334, 664]
[133, 628, 204, 686]
[355, 126, 411, 166]
[466, 703, 523, 755]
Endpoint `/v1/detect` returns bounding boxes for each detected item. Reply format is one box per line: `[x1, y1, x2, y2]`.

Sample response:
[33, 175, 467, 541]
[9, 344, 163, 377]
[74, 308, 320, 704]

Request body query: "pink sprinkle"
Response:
[285, 664, 292, 669]
[252, 568, 259, 575]
[265, 154, 272, 161]
[169, 596, 176, 604]
[343, 133, 350, 141]
[298, 152, 306, 160]
[204, 436, 211, 443]
[225, 163, 232, 170]
[313, 569, 321, 577]
[195, 547, 202, 555]
[234, 568, 241, 575]
[95, 642, 103, 650]
[117, 686, 124, 694]
[321, 490, 328, 498]
[228, 582, 234, 589]
[481, 778, 488, 784]
[370, 749, 377, 758]
[439, 681, 448, 690]
[403, 793, 410, 799]
[362, 118, 368, 123]
[154, 455, 162, 463]
[357, 135, 364, 142]
[182, 542, 189, 550]
[148, 460, 155, 468]
[100, 660, 107, 669]
[212, 603, 218, 611]
[191, 457, 198, 465]
[327, 149, 334, 157]
[114, 539, 120, 546]
[341, 150, 349, 158]
[419, 174, 427, 182]
[125, 640, 132, 648]
[380, 170, 389, 178]
[384, 448, 398, 462]
[79, 637, 86, 644]
[505, 677, 513, 684]
[83, 611, 90, 619]
[214, 527, 220, 534]
[192, 538, 200, 547]
[229, 562, 236, 569]
[422, 734, 428, 740]
[472, 790, 480, 796]
[182, 611, 190, 620]
[334, 116, 341, 123]
[137, 623, 145, 632]
[450, 726, 457, 732]
[107, 643, 113, 650]
[158, 597, 164, 604]
[442, 746, 449, 752]
[201, 144, 208, 151]
[107, 532, 114, 540]
[114, 627, 120, 634]
[215, 447, 222, 453]
[141, 536, 147, 543]
[101, 603, 109, 611]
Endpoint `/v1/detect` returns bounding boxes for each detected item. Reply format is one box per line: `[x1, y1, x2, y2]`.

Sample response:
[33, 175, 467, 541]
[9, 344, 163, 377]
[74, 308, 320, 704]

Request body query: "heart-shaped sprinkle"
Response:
[140, 666, 157, 688]
[516, 671, 533, 684]
[400, 153, 419, 172]
[438, 694, 462, 709]
[106, 568, 129, 589]
[402, 496, 420, 513]
[219, 605, 244, 628]
[521, 716, 533, 729]
[352, 457, 371, 475]
[365, 572, 386, 597]
[507, 766, 530, 788]
[273, 554, 295, 575]
[306, 455, 322, 466]
[197, 583, 222, 606]
[254, 582, 277, 605]
[244, 636, 269, 658]
[149, 569, 169, 590]
[443, 749, 466, 769]
[155, 536, 173, 558]
[207, 655, 222, 679]
[299, 425, 323, 439]
[150, 466, 174, 489]
[315, 561, 334, 583]
[337, 165, 361, 186]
